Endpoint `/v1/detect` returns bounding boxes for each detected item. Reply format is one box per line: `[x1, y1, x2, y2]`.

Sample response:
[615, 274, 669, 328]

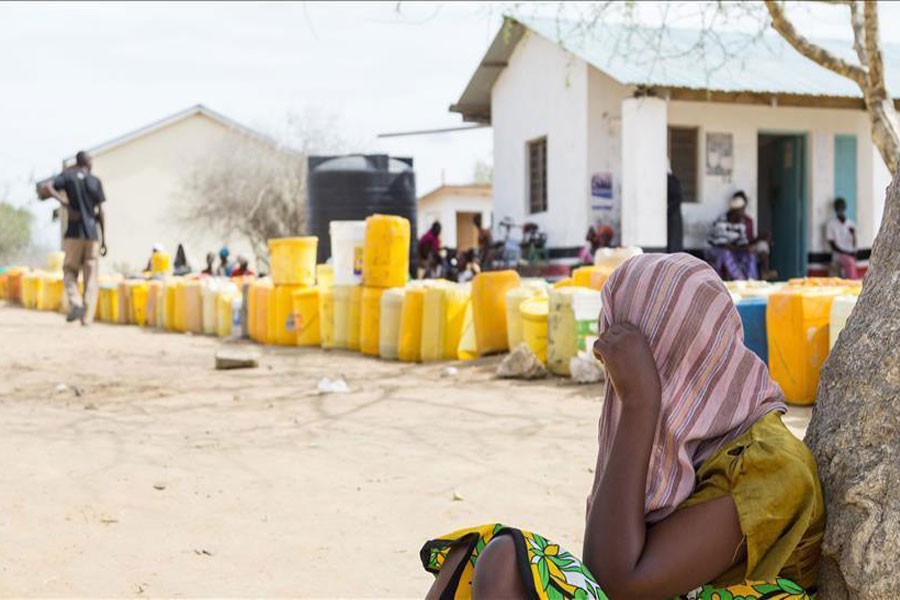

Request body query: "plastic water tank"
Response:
[307, 154, 417, 275]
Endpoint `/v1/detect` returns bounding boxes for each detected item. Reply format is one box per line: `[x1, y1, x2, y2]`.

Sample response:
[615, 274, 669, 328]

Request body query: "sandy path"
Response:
[0, 305, 811, 598]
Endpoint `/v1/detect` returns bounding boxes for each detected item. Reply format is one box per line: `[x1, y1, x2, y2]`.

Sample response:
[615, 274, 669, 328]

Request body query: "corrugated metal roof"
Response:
[452, 16, 900, 123]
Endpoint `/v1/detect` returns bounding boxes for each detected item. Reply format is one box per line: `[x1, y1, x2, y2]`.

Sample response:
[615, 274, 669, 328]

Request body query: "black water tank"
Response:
[307, 154, 417, 274]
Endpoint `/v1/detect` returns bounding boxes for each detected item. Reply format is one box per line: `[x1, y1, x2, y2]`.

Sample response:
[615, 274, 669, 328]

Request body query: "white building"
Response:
[56, 105, 292, 274]
[417, 184, 492, 251]
[452, 18, 897, 278]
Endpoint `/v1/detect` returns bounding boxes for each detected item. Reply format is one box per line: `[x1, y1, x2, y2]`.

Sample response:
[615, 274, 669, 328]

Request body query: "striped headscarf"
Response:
[596, 253, 785, 523]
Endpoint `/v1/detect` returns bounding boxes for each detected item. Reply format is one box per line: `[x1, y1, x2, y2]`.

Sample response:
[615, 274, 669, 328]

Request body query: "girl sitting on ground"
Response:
[421, 253, 824, 600]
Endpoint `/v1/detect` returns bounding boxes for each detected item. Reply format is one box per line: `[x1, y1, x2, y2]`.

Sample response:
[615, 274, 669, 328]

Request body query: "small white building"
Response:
[452, 17, 898, 278]
[417, 184, 492, 251]
[57, 105, 290, 273]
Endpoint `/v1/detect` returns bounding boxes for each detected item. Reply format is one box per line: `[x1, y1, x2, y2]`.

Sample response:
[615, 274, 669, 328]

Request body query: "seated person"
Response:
[826, 197, 859, 279]
[230, 255, 254, 277]
[216, 246, 233, 277]
[707, 198, 759, 280]
[201, 252, 216, 276]
[418, 222, 442, 279]
[456, 248, 480, 284]
[731, 191, 772, 277]
[422, 254, 823, 600]
[173, 243, 191, 276]
[579, 224, 615, 265]
[474, 214, 495, 267]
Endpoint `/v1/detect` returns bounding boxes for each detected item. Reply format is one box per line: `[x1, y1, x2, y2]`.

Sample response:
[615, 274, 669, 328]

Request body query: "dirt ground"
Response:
[0, 305, 812, 598]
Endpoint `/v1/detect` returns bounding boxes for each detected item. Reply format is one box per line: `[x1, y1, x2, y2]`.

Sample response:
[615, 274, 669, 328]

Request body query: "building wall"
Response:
[586, 68, 629, 245]
[666, 101, 877, 251]
[417, 188, 492, 249]
[492, 31, 590, 249]
[582, 75, 880, 252]
[90, 114, 264, 273]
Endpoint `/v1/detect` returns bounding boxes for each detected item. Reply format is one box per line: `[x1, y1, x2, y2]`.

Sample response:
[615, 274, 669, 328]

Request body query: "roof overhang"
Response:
[449, 18, 525, 124]
[450, 17, 893, 125]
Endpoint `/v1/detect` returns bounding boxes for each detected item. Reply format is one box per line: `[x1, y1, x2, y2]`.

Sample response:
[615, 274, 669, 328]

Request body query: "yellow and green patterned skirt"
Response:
[420, 523, 812, 600]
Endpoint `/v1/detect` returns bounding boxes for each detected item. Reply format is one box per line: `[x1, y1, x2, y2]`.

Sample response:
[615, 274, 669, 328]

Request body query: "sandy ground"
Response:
[0, 305, 812, 598]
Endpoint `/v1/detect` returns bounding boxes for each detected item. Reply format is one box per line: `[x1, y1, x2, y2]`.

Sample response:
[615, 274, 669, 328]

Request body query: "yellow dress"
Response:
[421, 412, 824, 599]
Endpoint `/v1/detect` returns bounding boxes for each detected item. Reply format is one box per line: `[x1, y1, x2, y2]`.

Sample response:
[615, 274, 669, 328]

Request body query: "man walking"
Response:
[41, 151, 107, 325]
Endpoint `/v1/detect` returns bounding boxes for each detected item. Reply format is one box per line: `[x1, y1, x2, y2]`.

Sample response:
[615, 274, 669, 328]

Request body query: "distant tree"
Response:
[472, 159, 493, 184]
[0, 202, 33, 263]
[178, 110, 347, 269]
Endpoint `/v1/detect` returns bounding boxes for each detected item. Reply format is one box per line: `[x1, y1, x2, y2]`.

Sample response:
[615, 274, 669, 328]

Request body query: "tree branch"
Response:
[849, 1, 867, 67]
[764, 0, 866, 86]
[863, 0, 886, 97]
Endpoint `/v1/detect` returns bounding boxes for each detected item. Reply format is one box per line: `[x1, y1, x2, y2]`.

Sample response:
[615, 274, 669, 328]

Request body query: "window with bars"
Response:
[528, 137, 548, 214]
[667, 127, 699, 203]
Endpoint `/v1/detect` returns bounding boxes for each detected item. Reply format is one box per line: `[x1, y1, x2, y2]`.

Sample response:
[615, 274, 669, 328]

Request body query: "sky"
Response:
[4, 1, 900, 247]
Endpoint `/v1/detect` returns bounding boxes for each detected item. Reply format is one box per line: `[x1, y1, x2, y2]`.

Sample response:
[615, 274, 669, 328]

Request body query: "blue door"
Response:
[770, 135, 807, 279]
[834, 135, 858, 220]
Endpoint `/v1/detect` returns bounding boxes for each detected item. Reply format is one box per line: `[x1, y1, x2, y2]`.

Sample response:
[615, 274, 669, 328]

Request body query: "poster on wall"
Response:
[706, 132, 734, 177]
[590, 172, 614, 209]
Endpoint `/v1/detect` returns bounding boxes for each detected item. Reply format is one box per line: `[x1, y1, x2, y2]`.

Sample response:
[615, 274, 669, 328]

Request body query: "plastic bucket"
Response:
[829, 294, 858, 350]
[471, 270, 521, 356]
[363, 214, 410, 288]
[329, 221, 366, 286]
[332, 285, 353, 349]
[151, 251, 172, 275]
[268, 237, 318, 286]
[360, 287, 385, 356]
[271, 284, 304, 346]
[318, 285, 335, 348]
[292, 287, 321, 347]
[520, 297, 549, 364]
[398, 287, 425, 362]
[317, 263, 335, 289]
[131, 282, 149, 326]
[379, 288, 405, 360]
[505, 286, 547, 350]
[347, 285, 362, 351]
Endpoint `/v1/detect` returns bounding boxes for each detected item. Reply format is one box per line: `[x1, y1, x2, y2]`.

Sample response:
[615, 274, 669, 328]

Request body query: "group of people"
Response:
[416, 214, 494, 282]
[666, 168, 859, 281]
[145, 245, 254, 278]
[702, 190, 858, 281]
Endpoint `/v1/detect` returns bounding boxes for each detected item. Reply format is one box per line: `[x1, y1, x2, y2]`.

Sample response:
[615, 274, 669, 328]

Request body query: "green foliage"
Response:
[473, 159, 493, 184]
[0, 202, 33, 263]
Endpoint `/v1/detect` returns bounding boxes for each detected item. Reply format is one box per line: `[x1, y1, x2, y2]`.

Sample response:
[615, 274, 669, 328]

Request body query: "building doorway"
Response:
[757, 133, 807, 279]
[455, 211, 479, 251]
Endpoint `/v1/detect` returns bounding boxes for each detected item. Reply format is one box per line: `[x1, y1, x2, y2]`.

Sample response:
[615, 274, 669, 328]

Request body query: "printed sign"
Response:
[706, 132, 734, 177]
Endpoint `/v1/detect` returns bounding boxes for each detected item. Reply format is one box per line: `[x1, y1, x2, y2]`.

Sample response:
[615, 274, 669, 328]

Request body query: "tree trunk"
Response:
[805, 171, 900, 598]
[863, 95, 900, 177]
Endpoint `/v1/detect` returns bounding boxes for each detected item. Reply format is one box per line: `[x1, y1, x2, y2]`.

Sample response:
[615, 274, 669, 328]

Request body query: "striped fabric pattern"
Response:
[596, 253, 786, 523]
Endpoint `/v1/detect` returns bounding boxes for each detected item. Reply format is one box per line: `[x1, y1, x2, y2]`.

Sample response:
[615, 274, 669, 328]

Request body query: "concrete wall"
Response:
[582, 79, 880, 252]
[90, 114, 264, 274]
[586, 68, 629, 245]
[492, 31, 589, 248]
[417, 187, 492, 249]
[666, 100, 877, 251]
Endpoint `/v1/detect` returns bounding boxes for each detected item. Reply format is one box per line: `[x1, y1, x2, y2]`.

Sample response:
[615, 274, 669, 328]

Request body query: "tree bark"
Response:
[861, 0, 900, 175]
[805, 171, 900, 599]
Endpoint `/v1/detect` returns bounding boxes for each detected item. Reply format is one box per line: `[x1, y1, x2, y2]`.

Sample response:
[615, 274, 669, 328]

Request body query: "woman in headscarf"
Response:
[421, 254, 823, 599]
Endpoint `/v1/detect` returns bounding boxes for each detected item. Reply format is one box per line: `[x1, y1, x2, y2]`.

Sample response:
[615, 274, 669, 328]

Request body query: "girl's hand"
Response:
[593, 323, 661, 407]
